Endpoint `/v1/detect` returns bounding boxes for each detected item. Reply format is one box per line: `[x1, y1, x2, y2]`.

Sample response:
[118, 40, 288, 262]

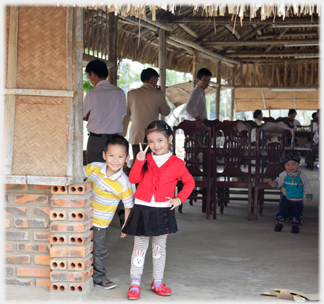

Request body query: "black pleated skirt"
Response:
[121, 204, 178, 236]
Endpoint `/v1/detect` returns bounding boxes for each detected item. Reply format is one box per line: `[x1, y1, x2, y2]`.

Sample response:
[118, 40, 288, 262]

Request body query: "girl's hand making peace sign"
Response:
[137, 143, 149, 161]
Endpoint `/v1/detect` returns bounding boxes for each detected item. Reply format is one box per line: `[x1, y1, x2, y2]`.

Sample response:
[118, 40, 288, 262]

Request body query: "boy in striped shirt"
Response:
[84, 135, 134, 289]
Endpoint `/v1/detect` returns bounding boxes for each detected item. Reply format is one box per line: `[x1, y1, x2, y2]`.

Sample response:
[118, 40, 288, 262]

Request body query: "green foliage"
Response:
[83, 75, 93, 93]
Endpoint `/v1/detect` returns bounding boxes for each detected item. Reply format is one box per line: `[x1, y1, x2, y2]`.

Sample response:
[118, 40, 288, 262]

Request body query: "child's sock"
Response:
[153, 279, 162, 289]
[130, 277, 141, 292]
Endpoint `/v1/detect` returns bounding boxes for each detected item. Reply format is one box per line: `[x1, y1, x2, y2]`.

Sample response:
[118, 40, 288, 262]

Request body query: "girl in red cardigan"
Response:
[122, 120, 195, 300]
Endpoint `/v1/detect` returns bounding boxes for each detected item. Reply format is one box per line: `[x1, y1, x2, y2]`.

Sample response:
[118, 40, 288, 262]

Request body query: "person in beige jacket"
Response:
[121, 68, 171, 159]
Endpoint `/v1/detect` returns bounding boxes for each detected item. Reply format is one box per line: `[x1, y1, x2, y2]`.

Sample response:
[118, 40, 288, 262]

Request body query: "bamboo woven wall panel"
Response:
[296, 100, 319, 110]
[16, 6, 67, 90]
[295, 91, 319, 99]
[264, 100, 295, 110]
[12, 96, 68, 177]
[235, 88, 262, 99]
[235, 100, 264, 112]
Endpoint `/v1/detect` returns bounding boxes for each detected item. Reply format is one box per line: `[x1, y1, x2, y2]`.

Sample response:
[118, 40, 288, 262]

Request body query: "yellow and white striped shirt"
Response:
[83, 162, 134, 228]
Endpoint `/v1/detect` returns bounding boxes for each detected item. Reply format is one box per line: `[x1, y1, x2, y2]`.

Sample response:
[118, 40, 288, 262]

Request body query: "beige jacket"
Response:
[121, 84, 170, 144]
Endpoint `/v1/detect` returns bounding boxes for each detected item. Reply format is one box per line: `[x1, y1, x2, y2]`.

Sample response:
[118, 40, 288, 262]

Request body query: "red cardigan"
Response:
[129, 154, 195, 204]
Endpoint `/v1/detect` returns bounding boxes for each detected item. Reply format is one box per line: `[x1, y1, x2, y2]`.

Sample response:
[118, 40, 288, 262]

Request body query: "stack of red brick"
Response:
[5, 182, 94, 293]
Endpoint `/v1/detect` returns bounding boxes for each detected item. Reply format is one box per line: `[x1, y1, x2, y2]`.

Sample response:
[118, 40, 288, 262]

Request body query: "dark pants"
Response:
[86, 135, 107, 164]
[132, 144, 140, 160]
[91, 226, 109, 284]
[274, 195, 304, 226]
[86, 133, 118, 164]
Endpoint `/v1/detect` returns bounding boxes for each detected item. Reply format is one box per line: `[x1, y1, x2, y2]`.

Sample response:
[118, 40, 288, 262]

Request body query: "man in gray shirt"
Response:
[185, 68, 212, 121]
[83, 59, 126, 163]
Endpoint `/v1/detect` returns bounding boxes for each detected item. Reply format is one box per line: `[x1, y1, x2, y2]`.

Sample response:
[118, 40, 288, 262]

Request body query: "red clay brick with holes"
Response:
[51, 186, 68, 194]
[50, 210, 67, 221]
[50, 260, 67, 270]
[69, 279, 92, 293]
[50, 283, 68, 292]
[68, 256, 93, 271]
[68, 207, 92, 221]
[50, 234, 68, 245]
[68, 183, 92, 195]
[69, 230, 93, 246]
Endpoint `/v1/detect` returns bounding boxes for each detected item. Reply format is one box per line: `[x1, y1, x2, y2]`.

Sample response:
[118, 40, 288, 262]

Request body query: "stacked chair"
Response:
[212, 120, 255, 220]
[173, 120, 212, 219]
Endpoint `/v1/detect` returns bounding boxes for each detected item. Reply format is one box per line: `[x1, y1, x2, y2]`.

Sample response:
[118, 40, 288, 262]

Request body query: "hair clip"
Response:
[166, 125, 168, 130]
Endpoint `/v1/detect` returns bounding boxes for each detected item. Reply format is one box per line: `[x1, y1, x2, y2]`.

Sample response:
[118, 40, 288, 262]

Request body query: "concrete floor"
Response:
[5, 164, 320, 303]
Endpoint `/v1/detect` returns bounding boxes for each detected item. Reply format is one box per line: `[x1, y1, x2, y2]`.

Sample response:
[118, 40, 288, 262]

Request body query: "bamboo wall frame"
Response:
[4, 6, 83, 186]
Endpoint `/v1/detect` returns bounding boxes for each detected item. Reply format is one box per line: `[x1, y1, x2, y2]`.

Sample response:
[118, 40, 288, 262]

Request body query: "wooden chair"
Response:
[310, 117, 319, 170]
[253, 121, 294, 220]
[212, 120, 255, 220]
[173, 120, 212, 219]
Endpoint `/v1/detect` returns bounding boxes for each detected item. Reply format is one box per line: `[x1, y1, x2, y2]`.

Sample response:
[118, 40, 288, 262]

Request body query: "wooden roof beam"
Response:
[157, 15, 319, 25]
[257, 31, 318, 39]
[224, 50, 319, 58]
[178, 24, 199, 39]
[139, 16, 173, 32]
[168, 34, 239, 66]
[200, 39, 318, 47]
[265, 29, 288, 52]
[225, 25, 241, 39]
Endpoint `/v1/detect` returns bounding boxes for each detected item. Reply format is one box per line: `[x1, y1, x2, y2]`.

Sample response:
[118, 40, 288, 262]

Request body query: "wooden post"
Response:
[215, 61, 221, 120]
[66, 7, 74, 178]
[4, 6, 19, 175]
[73, 7, 84, 183]
[230, 66, 236, 121]
[159, 28, 166, 121]
[193, 49, 199, 87]
[159, 29, 166, 94]
[108, 12, 117, 85]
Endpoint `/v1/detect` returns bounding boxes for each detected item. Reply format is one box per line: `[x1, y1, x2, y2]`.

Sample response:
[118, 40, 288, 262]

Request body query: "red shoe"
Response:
[151, 281, 171, 296]
[127, 285, 141, 300]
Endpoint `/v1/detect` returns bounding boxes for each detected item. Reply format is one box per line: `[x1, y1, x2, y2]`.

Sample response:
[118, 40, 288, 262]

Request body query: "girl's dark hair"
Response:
[144, 120, 173, 142]
[143, 120, 173, 172]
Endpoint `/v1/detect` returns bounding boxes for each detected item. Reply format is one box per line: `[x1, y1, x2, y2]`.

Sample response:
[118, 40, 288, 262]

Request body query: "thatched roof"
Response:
[83, 4, 320, 111]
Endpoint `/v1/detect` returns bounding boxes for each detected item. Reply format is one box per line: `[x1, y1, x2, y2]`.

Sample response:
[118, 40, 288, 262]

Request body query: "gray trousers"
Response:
[130, 234, 168, 281]
[92, 226, 109, 284]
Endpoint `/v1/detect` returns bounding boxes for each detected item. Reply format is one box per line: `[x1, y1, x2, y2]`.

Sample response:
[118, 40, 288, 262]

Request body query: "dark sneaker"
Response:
[94, 278, 116, 289]
[274, 223, 283, 232]
[291, 225, 299, 234]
